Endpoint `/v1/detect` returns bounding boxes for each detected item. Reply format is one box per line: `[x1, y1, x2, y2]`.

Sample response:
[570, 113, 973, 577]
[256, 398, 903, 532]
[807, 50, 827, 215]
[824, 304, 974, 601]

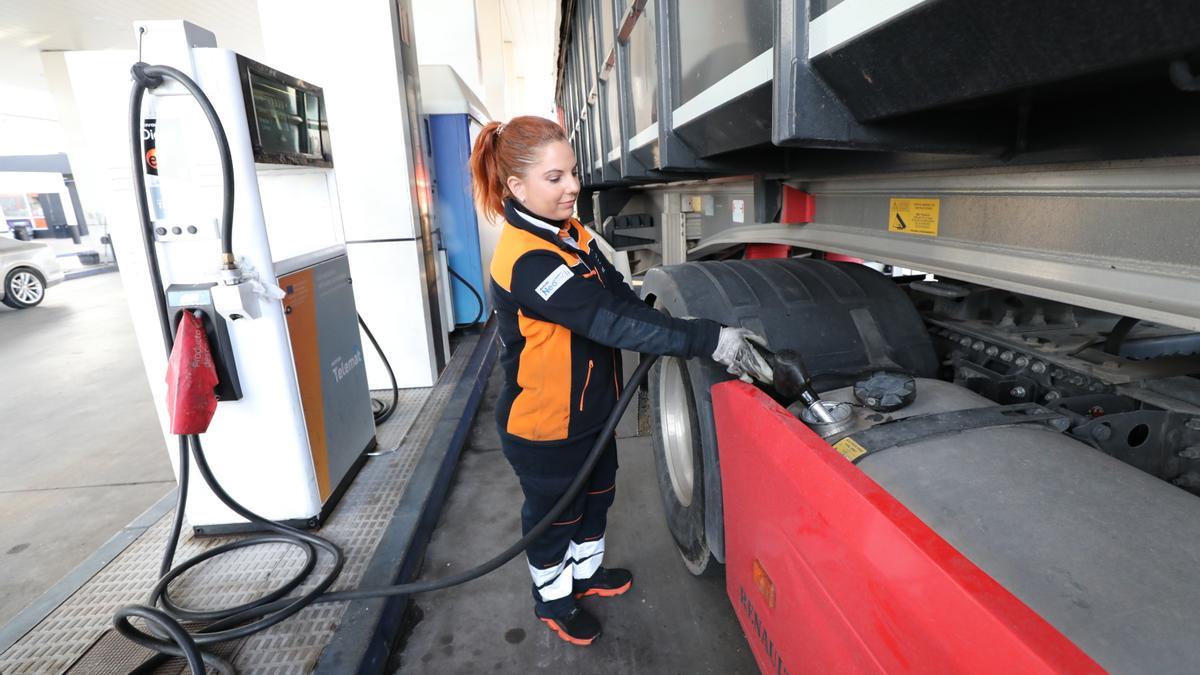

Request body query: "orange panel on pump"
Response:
[279, 268, 332, 499]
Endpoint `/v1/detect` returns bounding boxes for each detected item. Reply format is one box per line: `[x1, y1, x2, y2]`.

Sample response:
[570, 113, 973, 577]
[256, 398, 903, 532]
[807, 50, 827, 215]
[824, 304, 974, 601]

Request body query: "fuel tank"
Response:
[819, 378, 1200, 672]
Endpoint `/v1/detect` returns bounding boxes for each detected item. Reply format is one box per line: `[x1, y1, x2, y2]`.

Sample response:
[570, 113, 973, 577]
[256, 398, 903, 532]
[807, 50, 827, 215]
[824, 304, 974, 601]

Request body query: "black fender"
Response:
[642, 258, 937, 561]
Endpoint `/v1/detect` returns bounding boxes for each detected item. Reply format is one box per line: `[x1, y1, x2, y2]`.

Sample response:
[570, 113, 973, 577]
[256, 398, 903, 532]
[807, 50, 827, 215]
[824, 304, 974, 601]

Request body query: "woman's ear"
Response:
[506, 175, 525, 203]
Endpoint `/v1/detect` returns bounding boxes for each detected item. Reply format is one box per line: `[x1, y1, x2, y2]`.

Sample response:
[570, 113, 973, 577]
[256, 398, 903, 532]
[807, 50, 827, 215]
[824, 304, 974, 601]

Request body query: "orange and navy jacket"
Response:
[490, 199, 721, 445]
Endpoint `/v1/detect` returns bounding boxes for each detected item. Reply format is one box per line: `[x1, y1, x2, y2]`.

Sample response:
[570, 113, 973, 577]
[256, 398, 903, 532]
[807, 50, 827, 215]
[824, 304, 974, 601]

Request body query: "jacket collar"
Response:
[504, 198, 579, 246]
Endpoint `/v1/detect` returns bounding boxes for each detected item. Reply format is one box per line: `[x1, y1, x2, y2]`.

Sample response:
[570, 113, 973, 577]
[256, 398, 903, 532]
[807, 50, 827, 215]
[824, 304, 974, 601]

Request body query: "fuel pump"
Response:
[121, 21, 376, 531]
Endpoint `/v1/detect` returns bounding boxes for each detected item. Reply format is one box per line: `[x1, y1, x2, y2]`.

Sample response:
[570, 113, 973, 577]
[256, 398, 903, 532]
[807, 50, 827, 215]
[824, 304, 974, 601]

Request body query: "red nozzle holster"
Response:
[165, 311, 220, 435]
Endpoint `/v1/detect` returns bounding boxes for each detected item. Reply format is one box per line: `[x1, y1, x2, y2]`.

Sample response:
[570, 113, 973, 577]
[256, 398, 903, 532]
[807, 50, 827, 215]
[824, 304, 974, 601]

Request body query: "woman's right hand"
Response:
[712, 327, 774, 384]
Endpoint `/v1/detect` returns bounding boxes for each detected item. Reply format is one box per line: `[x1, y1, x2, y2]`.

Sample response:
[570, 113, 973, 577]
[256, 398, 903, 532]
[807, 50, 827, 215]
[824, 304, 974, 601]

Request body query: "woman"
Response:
[469, 115, 771, 645]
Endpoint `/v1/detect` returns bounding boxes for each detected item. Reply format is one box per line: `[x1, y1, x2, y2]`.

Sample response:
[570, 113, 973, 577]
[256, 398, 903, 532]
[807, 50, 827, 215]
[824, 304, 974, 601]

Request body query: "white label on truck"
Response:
[732, 199, 745, 223]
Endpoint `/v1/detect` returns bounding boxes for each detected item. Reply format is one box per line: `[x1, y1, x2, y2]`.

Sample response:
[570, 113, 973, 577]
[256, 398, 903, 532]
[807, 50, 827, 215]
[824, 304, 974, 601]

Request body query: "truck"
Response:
[555, 1, 1200, 672]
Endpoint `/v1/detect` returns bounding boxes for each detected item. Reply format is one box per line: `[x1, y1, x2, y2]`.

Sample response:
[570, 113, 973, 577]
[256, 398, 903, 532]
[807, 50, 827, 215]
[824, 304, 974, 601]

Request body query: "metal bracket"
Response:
[1067, 409, 1200, 492]
[616, 0, 648, 43]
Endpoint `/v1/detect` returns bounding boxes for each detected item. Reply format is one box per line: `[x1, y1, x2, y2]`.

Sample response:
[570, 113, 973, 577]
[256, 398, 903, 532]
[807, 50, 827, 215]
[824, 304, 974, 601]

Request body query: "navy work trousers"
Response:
[501, 431, 619, 618]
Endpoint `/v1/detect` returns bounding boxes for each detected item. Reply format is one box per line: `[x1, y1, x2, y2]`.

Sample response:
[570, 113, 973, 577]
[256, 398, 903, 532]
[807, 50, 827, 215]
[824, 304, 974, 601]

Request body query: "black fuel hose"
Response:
[119, 364, 654, 672]
[129, 61, 235, 263]
[122, 61, 657, 673]
[322, 354, 654, 602]
[359, 314, 400, 426]
[447, 263, 485, 325]
[126, 64, 176, 351]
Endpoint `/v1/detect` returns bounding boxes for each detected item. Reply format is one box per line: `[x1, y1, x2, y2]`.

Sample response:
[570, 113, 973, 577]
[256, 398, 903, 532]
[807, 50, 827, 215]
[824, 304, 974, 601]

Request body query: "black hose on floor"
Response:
[121, 61, 657, 674]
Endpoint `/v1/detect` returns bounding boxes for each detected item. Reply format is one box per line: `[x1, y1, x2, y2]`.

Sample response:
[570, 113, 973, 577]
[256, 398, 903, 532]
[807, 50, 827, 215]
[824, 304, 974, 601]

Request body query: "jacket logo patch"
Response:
[536, 264, 575, 300]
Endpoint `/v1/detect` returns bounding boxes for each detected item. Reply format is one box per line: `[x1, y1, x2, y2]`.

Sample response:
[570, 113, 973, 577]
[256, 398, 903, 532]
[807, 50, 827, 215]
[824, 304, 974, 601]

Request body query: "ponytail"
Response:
[470, 121, 506, 221]
[469, 116, 568, 222]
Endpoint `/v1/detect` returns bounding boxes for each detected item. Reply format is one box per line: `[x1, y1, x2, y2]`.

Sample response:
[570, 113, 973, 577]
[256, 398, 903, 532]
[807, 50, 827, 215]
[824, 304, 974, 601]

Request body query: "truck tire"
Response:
[643, 259, 937, 569]
[3, 267, 46, 309]
[649, 313, 725, 576]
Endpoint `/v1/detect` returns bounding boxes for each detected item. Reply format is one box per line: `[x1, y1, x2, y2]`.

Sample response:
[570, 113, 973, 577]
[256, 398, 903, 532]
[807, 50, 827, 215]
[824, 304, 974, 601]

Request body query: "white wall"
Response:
[412, 0, 486, 105]
[495, 0, 559, 120]
[0, 85, 63, 156]
[413, 0, 560, 124]
[474, 0, 508, 121]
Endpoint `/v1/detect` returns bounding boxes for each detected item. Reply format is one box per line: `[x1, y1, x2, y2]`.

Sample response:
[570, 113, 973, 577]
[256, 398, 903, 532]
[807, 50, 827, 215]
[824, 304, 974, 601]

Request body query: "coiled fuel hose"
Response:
[120, 61, 656, 674]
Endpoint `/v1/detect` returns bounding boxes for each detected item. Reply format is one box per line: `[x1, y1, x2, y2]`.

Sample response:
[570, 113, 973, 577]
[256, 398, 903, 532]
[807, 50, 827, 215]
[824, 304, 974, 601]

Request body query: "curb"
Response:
[313, 321, 499, 674]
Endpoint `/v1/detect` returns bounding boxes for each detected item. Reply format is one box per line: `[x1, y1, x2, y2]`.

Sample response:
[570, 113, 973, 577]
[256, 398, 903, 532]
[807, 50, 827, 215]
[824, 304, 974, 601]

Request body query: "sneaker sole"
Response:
[539, 618, 599, 646]
[574, 580, 632, 599]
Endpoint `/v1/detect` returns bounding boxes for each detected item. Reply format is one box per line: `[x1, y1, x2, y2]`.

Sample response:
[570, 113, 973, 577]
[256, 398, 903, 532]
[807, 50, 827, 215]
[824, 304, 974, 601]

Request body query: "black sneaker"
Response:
[574, 567, 633, 599]
[536, 605, 602, 645]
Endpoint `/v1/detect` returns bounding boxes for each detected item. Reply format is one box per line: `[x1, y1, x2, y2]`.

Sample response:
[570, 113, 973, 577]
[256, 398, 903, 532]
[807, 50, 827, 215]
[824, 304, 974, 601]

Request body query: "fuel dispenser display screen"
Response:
[250, 74, 301, 155]
[238, 55, 331, 166]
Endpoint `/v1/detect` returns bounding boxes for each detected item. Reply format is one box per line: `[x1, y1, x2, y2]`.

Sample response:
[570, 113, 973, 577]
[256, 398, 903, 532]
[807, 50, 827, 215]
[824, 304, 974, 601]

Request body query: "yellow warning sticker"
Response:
[833, 437, 869, 462]
[888, 198, 940, 236]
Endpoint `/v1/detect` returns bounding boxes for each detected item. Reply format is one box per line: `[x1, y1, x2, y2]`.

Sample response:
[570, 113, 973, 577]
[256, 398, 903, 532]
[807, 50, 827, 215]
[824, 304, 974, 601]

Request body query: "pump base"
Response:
[191, 436, 376, 537]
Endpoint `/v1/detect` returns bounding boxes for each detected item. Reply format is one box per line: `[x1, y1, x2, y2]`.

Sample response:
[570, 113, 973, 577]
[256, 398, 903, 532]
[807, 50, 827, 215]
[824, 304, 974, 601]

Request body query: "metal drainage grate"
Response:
[63, 628, 243, 675]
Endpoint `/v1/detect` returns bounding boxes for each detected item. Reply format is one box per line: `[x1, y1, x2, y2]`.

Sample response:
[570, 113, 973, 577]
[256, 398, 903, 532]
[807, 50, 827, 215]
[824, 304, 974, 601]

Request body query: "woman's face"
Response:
[507, 140, 579, 221]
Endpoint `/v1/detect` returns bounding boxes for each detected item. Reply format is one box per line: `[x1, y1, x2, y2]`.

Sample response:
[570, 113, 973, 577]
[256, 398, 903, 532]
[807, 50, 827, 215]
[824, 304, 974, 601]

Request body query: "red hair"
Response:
[470, 116, 568, 221]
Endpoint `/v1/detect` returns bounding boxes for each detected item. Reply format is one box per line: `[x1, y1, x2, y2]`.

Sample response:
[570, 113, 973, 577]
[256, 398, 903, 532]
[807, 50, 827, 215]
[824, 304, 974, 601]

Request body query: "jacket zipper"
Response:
[579, 359, 594, 412]
[612, 352, 620, 399]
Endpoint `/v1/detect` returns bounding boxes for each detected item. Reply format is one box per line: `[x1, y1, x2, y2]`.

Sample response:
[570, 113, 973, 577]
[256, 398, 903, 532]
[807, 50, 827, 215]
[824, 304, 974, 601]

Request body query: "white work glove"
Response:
[711, 327, 775, 384]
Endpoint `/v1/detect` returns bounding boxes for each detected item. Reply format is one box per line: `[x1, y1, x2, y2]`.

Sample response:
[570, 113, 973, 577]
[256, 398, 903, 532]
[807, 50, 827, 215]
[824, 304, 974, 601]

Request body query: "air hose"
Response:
[121, 61, 657, 674]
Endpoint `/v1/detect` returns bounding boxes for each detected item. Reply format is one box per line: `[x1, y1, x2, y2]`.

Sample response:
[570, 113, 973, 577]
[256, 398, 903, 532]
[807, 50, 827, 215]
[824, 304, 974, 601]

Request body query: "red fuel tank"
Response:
[712, 381, 1099, 674]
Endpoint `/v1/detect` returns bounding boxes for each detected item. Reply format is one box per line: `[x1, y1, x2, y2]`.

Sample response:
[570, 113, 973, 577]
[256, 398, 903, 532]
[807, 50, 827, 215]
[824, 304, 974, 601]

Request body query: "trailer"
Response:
[556, 1, 1200, 671]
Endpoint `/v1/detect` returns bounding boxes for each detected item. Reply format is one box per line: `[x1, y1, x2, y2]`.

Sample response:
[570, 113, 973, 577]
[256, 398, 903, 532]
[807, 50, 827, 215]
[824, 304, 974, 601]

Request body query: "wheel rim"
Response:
[11, 271, 43, 305]
[658, 357, 695, 507]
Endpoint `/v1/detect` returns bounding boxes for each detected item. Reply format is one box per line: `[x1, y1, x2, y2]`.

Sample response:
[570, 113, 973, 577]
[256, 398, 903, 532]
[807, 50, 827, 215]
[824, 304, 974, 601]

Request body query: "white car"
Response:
[0, 237, 65, 309]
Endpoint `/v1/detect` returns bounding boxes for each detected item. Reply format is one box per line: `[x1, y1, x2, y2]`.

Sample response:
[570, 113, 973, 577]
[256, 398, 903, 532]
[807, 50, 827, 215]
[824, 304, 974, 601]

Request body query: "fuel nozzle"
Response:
[771, 349, 837, 424]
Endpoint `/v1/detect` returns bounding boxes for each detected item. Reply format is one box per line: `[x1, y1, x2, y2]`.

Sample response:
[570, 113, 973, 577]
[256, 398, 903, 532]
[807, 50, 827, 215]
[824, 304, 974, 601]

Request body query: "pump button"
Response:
[155, 227, 167, 236]
[854, 371, 917, 412]
[171, 226, 183, 235]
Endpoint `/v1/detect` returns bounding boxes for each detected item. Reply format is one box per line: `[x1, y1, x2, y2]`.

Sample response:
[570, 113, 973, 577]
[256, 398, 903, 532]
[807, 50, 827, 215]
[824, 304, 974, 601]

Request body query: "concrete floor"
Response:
[398, 362, 757, 673]
[0, 272, 172, 625]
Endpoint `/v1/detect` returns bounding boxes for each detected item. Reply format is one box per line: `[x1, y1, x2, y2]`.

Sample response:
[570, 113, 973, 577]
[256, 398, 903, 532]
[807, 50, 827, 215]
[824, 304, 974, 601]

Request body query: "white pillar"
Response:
[413, 0, 486, 101]
[474, 0, 508, 121]
[257, 0, 449, 389]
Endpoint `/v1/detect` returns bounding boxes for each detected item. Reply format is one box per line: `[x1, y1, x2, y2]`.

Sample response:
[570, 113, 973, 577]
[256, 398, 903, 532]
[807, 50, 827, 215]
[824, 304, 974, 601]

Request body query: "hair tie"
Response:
[496, 123, 507, 136]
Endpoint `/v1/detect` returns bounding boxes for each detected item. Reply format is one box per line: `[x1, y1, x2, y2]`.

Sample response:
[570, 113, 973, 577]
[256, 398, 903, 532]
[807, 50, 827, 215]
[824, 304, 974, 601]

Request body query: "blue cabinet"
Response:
[428, 113, 487, 325]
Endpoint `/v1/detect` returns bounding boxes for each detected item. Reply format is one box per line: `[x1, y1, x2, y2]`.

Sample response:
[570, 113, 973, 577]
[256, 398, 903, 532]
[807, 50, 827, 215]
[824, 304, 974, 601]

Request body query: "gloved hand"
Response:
[711, 327, 775, 384]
